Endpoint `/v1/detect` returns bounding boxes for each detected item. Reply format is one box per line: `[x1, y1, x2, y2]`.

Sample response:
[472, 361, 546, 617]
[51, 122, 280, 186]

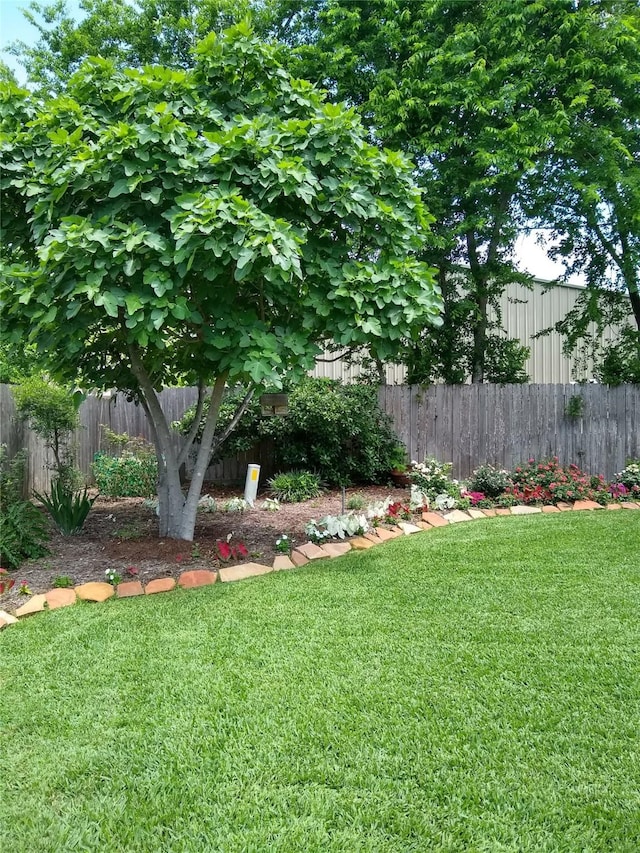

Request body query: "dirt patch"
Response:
[2, 484, 409, 611]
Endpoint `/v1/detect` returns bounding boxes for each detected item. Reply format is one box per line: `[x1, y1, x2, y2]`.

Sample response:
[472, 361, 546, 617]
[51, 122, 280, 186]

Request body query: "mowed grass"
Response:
[1, 513, 640, 852]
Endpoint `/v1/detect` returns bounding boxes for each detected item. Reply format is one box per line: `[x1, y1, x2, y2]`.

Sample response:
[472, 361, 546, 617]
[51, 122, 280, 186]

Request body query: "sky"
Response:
[0, 0, 582, 285]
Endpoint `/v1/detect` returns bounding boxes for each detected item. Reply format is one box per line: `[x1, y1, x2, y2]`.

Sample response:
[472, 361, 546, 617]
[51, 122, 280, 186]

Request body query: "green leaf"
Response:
[108, 179, 130, 198]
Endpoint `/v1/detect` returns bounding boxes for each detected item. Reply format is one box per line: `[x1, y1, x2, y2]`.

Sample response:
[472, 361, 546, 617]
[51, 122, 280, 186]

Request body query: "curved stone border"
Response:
[1, 500, 638, 631]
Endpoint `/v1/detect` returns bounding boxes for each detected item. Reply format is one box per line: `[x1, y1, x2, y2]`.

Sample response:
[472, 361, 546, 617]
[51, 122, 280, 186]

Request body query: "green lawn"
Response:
[2, 512, 640, 852]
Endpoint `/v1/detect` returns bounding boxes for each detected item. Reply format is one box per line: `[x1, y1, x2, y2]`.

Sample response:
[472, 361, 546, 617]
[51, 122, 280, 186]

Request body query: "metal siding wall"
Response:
[312, 281, 627, 385]
[493, 280, 626, 383]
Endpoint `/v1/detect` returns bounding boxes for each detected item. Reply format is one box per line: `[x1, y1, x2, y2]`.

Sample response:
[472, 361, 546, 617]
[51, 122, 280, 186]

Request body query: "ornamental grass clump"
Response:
[507, 457, 609, 505]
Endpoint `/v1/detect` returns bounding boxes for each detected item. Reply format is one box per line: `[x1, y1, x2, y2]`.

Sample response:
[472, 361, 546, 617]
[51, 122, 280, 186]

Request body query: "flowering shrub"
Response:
[466, 465, 512, 499]
[507, 457, 609, 505]
[614, 460, 640, 498]
[410, 458, 454, 500]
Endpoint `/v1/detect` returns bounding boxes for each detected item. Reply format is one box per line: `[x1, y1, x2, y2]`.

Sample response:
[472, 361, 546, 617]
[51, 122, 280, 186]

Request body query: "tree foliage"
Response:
[0, 24, 440, 538]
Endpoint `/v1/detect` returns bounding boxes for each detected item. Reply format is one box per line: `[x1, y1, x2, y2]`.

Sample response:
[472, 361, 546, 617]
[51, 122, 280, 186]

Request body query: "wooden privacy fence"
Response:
[1, 383, 639, 493]
[379, 383, 640, 481]
[0, 385, 274, 494]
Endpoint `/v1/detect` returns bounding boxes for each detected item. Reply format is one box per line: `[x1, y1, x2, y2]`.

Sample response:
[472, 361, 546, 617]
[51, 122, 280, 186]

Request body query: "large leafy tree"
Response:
[525, 0, 640, 381]
[0, 24, 441, 540]
[279, 0, 640, 383]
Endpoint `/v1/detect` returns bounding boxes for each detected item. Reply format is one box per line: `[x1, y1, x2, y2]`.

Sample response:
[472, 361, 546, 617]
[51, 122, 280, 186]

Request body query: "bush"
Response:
[0, 446, 49, 570]
[270, 379, 400, 486]
[467, 465, 513, 499]
[507, 457, 609, 505]
[173, 379, 401, 487]
[92, 453, 157, 497]
[614, 460, 640, 499]
[268, 470, 323, 503]
[92, 431, 157, 496]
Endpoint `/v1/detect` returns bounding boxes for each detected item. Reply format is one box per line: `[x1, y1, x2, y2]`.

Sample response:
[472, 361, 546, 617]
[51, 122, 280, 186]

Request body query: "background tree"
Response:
[1, 24, 441, 540]
[524, 0, 640, 382]
[9, 0, 638, 384]
[6, 0, 266, 92]
[280, 0, 640, 383]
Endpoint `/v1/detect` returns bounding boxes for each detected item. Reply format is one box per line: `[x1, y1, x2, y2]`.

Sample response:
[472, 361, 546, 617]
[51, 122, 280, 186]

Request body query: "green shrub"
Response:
[33, 480, 96, 535]
[467, 465, 513, 499]
[92, 452, 158, 497]
[0, 501, 50, 570]
[270, 380, 400, 486]
[0, 446, 50, 570]
[174, 379, 401, 487]
[268, 470, 323, 503]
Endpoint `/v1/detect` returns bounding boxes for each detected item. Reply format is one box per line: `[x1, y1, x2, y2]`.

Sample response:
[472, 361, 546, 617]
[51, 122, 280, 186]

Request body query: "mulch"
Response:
[1, 484, 409, 611]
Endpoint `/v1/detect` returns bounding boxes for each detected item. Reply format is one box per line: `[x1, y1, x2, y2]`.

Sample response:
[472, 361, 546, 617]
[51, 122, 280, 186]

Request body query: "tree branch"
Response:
[211, 386, 256, 454]
[176, 380, 206, 469]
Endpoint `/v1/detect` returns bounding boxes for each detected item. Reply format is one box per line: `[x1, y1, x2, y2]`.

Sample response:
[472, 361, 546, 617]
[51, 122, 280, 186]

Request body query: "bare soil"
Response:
[2, 484, 409, 611]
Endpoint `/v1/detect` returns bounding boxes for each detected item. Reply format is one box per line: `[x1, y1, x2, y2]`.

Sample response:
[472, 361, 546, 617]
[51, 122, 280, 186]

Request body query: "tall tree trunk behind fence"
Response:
[1, 384, 638, 493]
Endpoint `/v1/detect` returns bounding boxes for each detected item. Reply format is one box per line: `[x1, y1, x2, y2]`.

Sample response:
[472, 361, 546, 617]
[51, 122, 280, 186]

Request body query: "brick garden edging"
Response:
[1, 500, 638, 631]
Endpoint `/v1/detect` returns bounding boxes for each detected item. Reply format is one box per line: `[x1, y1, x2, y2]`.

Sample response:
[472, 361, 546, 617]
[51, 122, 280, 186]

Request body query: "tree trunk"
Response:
[128, 346, 228, 541]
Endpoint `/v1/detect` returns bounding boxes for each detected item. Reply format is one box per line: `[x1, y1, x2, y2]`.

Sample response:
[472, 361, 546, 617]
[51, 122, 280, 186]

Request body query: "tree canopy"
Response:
[5, 0, 639, 385]
[0, 23, 441, 537]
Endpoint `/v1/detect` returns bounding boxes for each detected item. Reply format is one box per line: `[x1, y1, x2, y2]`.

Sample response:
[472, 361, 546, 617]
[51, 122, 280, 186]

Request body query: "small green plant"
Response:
[53, 575, 73, 588]
[105, 568, 122, 586]
[191, 542, 201, 560]
[268, 470, 323, 503]
[261, 497, 280, 512]
[0, 446, 50, 570]
[222, 497, 249, 513]
[197, 495, 217, 513]
[33, 480, 96, 535]
[18, 580, 32, 595]
[346, 492, 367, 511]
[113, 522, 144, 540]
[565, 394, 585, 418]
[275, 535, 292, 554]
[306, 512, 369, 542]
[389, 445, 409, 472]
